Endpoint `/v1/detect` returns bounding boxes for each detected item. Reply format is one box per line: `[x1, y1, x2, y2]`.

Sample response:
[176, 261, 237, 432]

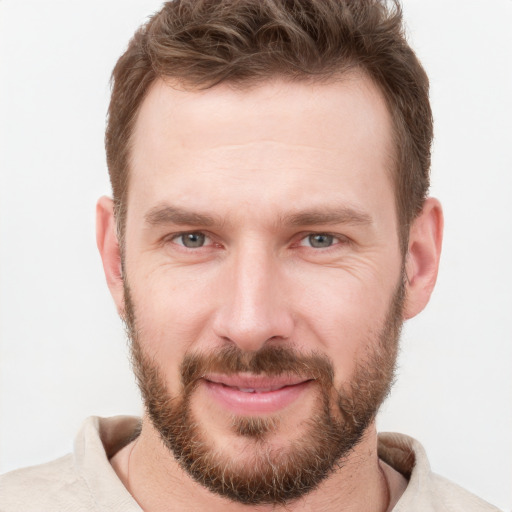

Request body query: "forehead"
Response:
[132, 73, 393, 156]
[128, 75, 396, 224]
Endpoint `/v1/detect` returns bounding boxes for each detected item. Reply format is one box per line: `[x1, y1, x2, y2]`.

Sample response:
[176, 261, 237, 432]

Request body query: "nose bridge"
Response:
[213, 240, 293, 351]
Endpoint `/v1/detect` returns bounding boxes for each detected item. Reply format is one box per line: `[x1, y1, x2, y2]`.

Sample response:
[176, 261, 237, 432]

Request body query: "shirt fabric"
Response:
[0, 416, 502, 511]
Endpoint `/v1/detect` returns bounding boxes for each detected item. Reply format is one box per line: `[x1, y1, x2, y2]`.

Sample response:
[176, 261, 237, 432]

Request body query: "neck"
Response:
[111, 417, 397, 512]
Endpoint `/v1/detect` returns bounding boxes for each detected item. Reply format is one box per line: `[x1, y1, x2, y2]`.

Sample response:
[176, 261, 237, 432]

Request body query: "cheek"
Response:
[292, 267, 397, 382]
[126, 267, 219, 385]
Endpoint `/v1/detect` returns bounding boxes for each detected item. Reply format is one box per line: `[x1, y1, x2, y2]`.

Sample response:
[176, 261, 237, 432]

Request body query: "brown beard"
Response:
[123, 278, 404, 505]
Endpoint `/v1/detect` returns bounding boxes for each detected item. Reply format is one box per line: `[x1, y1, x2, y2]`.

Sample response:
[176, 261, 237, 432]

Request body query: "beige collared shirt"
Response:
[0, 416, 502, 511]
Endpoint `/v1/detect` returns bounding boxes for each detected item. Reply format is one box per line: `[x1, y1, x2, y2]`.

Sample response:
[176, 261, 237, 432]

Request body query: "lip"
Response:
[202, 373, 313, 414]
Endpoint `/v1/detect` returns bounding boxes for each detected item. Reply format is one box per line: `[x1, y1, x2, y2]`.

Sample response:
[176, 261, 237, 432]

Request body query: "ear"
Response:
[403, 197, 444, 320]
[96, 196, 125, 316]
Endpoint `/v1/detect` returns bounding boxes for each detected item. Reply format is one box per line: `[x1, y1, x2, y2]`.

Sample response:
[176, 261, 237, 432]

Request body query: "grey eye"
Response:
[179, 232, 206, 248]
[307, 234, 334, 248]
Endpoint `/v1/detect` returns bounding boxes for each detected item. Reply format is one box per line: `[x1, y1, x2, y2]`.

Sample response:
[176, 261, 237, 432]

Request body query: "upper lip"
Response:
[204, 373, 310, 392]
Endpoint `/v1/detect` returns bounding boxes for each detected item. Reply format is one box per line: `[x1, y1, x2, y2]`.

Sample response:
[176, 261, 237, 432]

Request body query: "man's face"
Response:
[122, 75, 405, 503]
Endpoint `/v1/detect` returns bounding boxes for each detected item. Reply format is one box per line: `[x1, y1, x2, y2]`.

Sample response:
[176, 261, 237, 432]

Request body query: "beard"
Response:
[123, 277, 405, 505]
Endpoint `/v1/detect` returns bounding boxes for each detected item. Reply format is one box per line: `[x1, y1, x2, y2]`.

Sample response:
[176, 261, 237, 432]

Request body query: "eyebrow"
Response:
[145, 205, 217, 227]
[282, 208, 372, 227]
[144, 204, 372, 229]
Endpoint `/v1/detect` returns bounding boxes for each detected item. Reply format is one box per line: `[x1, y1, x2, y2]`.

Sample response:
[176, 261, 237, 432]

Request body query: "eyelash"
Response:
[168, 231, 216, 249]
[166, 231, 349, 251]
[296, 233, 348, 249]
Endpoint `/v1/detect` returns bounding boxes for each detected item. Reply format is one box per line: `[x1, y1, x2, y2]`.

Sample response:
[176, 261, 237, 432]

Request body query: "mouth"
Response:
[202, 374, 314, 414]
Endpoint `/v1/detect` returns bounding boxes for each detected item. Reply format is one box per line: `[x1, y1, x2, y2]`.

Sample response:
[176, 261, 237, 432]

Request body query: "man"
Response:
[0, 1, 503, 511]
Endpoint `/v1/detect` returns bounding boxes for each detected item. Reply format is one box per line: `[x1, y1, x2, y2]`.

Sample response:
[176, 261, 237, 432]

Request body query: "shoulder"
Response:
[424, 472, 503, 512]
[0, 455, 96, 512]
[0, 416, 141, 512]
[378, 432, 503, 512]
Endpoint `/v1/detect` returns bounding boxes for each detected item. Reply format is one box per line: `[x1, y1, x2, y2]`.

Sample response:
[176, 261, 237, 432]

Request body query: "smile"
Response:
[202, 374, 314, 414]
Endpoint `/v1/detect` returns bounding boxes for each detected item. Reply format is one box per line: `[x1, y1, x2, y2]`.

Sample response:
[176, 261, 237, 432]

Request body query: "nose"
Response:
[212, 245, 294, 352]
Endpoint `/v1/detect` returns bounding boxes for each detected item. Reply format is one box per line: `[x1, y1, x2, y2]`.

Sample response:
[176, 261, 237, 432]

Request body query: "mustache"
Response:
[180, 344, 335, 390]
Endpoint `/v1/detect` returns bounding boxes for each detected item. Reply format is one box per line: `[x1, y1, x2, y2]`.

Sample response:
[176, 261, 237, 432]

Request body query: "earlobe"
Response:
[96, 196, 125, 316]
[403, 197, 444, 320]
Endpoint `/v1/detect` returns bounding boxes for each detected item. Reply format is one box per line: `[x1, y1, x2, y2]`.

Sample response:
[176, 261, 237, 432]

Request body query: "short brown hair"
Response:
[106, 0, 432, 253]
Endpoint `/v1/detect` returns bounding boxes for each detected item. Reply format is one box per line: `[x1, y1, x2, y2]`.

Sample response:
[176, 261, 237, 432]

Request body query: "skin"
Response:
[97, 74, 443, 511]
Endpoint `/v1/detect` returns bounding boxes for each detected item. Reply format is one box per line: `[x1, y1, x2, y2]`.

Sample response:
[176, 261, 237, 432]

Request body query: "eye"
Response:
[173, 232, 209, 248]
[301, 233, 337, 249]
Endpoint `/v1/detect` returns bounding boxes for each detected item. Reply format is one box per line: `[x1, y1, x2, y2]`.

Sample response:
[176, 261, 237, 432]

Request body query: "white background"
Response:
[0, 1, 510, 509]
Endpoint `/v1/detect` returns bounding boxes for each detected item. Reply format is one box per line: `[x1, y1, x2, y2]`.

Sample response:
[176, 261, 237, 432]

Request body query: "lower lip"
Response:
[203, 379, 313, 415]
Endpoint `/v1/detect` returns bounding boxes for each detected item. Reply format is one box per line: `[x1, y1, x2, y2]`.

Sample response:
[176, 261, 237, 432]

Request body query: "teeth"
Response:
[237, 387, 274, 393]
